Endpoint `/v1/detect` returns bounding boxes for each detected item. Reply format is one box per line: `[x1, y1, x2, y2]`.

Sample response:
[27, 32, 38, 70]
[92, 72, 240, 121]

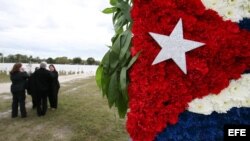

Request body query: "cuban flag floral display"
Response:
[128, 0, 250, 140]
[98, 0, 250, 141]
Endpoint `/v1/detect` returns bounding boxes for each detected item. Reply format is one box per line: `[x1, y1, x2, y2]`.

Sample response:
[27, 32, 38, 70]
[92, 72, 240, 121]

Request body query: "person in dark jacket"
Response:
[27, 67, 39, 109]
[33, 62, 52, 116]
[48, 64, 60, 109]
[10, 63, 29, 118]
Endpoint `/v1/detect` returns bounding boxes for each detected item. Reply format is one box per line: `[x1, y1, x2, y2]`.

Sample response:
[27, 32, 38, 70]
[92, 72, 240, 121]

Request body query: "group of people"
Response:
[10, 62, 60, 118]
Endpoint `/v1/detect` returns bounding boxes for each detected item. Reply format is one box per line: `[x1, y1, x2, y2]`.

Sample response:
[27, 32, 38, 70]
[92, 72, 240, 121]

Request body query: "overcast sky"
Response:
[0, 0, 113, 60]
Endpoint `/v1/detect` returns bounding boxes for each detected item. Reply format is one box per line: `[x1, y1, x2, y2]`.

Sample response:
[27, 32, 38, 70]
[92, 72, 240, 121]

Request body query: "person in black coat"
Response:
[10, 63, 29, 118]
[33, 62, 52, 116]
[27, 67, 39, 109]
[48, 64, 60, 109]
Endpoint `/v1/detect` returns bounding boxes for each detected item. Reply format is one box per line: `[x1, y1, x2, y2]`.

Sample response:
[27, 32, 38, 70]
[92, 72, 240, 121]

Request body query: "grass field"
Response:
[0, 72, 10, 83]
[0, 77, 129, 141]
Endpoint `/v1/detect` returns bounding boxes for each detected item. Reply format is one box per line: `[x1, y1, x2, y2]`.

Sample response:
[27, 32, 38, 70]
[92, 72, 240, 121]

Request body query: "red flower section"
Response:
[127, 0, 250, 140]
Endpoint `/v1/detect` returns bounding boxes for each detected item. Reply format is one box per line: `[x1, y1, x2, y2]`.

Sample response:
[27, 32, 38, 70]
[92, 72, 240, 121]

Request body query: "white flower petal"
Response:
[201, 0, 250, 22]
[188, 74, 250, 115]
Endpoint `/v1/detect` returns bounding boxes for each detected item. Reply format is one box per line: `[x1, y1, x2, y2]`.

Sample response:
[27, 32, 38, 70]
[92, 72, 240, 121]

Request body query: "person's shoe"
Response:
[21, 115, 27, 118]
[41, 112, 46, 116]
[37, 113, 42, 117]
[51, 108, 56, 111]
[11, 115, 17, 118]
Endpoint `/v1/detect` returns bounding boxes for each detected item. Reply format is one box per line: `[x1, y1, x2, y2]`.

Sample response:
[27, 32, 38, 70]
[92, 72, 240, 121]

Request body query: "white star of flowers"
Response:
[149, 18, 205, 74]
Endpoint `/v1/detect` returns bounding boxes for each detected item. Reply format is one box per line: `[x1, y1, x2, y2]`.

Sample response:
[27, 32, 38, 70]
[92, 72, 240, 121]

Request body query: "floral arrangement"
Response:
[98, 0, 250, 141]
[127, 0, 250, 140]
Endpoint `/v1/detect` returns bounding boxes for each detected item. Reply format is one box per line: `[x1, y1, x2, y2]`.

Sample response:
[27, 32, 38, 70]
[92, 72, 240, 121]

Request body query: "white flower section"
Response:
[188, 74, 250, 115]
[201, 0, 250, 22]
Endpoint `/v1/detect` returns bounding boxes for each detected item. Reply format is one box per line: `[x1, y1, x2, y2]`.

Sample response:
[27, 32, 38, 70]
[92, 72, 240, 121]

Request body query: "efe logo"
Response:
[224, 125, 250, 141]
[228, 129, 246, 136]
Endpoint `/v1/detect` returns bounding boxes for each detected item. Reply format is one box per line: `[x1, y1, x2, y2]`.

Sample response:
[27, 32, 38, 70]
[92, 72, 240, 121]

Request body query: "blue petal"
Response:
[239, 18, 250, 31]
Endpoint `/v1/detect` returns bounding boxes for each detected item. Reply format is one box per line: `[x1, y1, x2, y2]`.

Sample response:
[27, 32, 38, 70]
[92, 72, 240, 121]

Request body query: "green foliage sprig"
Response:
[96, 0, 139, 118]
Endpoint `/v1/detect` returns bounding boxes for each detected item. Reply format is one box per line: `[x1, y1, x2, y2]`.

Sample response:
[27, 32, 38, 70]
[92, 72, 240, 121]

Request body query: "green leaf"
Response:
[106, 45, 112, 49]
[101, 70, 110, 97]
[108, 72, 119, 108]
[112, 34, 121, 54]
[115, 26, 123, 35]
[116, 92, 127, 118]
[127, 51, 141, 69]
[101, 51, 110, 74]
[123, 7, 131, 22]
[115, 1, 131, 22]
[109, 51, 119, 74]
[110, 0, 117, 6]
[120, 67, 128, 101]
[111, 34, 118, 43]
[95, 66, 103, 89]
[119, 30, 132, 60]
[120, 51, 131, 67]
[100, 51, 111, 97]
[112, 10, 121, 24]
[114, 15, 126, 31]
[102, 7, 116, 14]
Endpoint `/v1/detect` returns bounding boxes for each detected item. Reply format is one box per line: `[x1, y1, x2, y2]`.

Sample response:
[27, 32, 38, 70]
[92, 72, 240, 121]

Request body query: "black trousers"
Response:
[48, 88, 59, 109]
[36, 91, 48, 116]
[12, 91, 27, 117]
[31, 93, 37, 108]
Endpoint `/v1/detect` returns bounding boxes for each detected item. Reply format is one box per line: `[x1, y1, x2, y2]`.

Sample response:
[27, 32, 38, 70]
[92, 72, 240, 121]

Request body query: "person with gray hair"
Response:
[33, 61, 52, 116]
[40, 61, 47, 69]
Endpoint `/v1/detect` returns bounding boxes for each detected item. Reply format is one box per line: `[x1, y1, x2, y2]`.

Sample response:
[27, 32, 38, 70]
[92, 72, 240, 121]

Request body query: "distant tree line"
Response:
[0, 53, 100, 65]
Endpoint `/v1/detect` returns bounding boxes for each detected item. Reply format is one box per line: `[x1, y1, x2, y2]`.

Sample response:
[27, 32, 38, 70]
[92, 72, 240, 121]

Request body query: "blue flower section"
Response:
[239, 18, 250, 74]
[239, 18, 250, 31]
[156, 107, 250, 141]
[244, 69, 250, 74]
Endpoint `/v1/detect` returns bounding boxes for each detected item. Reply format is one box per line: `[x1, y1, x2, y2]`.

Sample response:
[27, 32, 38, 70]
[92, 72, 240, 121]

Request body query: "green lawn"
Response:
[0, 77, 129, 141]
[0, 72, 10, 83]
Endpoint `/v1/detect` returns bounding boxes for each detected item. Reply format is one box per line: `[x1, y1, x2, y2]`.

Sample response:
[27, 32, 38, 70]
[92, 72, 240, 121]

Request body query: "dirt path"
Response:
[0, 74, 94, 94]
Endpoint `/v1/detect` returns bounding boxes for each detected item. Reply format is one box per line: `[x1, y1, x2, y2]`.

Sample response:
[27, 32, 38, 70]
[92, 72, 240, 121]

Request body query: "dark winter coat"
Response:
[51, 71, 60, 90]
[33, 68, 52, 92]
[27, 72, 36, 95]
[10, 72, 29, 93]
